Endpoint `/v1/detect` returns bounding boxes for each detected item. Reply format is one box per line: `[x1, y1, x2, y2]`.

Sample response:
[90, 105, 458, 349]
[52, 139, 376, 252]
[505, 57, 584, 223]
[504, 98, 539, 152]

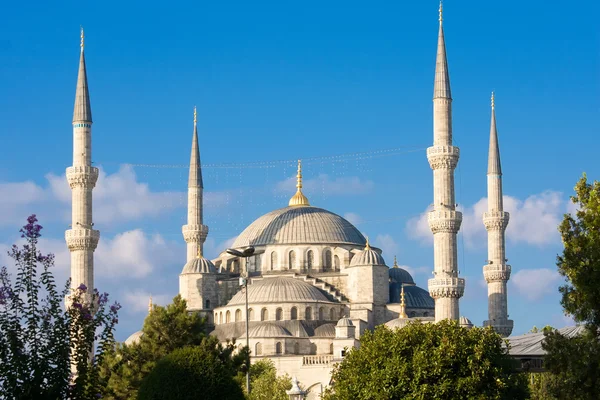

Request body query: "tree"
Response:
[324, 320, 528, 400]
[245, 359, 292, 400]
[137, 342, 245, 400]
[0, 215, 120, 399]
[556, 174, 600, 328]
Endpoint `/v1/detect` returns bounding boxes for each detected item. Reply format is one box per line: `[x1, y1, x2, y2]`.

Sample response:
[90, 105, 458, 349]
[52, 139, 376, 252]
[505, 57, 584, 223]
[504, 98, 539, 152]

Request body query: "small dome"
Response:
[350, 246, 385, 267]
[241, 323, 292, 338]
[336, 318, 354, 327]
[389, 267, 415, 285]
[385, 317, 434, 329]
[124, 330, 143, 346]
[459, 316, 473, 329]
[182, 256, 216, 274]
[313, 323, 336, 337]
[227, 277, 331, 306]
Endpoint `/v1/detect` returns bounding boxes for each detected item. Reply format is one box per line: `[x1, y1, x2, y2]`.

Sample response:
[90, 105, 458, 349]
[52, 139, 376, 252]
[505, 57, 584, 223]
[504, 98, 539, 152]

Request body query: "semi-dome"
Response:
[241, 323, 293, 338]
[313, 323, 336, 337]
[124, 330, 143, 346]
[350, 241, 385, 266]
[389, 284, 435, 309]
[230, 206, 366, 248]
[227, 277, 332, 306]
[181, 256, 216, 274]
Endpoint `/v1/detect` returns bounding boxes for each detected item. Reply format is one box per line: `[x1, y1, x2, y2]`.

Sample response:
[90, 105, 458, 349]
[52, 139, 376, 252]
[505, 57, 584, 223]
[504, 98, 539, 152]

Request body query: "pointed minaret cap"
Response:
[73, 27, 92, 123]
[188, 106, 204, 188]
[488, 92, 502, 175]
[393, 255, 399, 268]
[399, 285, 408, 318]
[288, 160, 310, 206]
[433, 1, 451, 100]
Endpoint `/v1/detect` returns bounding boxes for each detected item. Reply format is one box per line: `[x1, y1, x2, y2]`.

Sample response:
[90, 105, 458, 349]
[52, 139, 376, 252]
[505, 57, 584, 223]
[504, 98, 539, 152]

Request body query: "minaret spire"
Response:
[399, 285, 408, 318]
[427, 3, 465, 322]
[483, 93, 513, 337]
[66, 28, 99, 301]
[182, 107, 208, 262]
[288, 160, 310, 206]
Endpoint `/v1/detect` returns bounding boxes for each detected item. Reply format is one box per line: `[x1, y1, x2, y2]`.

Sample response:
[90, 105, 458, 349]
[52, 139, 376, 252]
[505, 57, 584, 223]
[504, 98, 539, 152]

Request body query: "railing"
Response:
[302, 355, 334, 366]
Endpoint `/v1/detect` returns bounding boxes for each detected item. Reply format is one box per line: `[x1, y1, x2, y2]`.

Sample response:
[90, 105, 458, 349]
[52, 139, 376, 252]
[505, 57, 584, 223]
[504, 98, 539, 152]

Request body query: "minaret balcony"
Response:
[483, 319, 514, 337]
[428, 210, 462, 234]
[65, 228, 100, 251]
[426, 145, 460, 170]
[483, 211, 509, 230]
[483, 264, 511, 282]
[428, 277, 465, 299]
[66, 166, 99, 189]
[182, 224, 209, 243]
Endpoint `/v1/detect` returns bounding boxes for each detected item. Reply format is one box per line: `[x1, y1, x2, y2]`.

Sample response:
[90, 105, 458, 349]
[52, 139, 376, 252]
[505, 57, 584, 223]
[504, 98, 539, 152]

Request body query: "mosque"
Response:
[65, 5, 515, 398]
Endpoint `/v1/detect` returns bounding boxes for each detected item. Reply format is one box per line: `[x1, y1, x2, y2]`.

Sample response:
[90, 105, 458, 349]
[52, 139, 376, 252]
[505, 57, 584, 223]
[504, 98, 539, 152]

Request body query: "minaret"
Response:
[483, 93, 513, 337]
[288, 160, 310, 207]
[65, 28, 100, 298]
[426, 2, 465, 321]
[182, 106, 208, 262]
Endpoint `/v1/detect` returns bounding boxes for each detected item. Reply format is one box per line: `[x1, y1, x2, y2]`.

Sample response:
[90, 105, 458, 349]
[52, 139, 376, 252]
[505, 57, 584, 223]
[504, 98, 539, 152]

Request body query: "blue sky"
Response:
[0, 0, 598, 341]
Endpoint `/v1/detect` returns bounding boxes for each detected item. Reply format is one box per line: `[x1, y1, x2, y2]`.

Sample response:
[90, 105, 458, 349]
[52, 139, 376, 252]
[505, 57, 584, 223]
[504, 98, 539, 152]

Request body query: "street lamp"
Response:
[226, 246, 255, 395]
[286, 376, 308, 400]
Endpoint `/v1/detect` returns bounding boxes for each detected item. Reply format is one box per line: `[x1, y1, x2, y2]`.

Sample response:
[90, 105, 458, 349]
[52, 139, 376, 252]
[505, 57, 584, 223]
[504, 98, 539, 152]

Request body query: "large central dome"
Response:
[231, 206, 366, 248]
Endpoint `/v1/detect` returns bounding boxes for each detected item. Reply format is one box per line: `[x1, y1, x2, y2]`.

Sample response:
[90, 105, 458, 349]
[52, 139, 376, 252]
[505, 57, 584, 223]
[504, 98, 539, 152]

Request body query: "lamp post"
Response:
[286, 376, 308, 400]
[226, 246, 255, 395]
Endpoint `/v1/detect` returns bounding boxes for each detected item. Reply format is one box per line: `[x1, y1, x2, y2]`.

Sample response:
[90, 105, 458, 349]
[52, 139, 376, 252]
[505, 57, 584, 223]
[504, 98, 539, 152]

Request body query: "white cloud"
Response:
[374, 234, 399, 262]
[343, 212, 362, 226]
[275, 174, 374, 197]
[406, 191, 567, 248]
[511, 268, 561, 301]
[400, 264, 430, 277]
[123, 289, 171, 314]
[203, 236, 238, 259]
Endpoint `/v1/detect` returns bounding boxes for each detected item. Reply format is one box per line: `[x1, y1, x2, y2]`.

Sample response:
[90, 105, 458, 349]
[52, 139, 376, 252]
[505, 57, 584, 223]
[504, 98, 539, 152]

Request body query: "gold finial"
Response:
[80, 26, 84, 50]
[393, 255, 399, 268]
[197, 245, 202, 258]
[439, 1, 443, 22]
[365, 236, 371, 250]
[194, 106, 197, 124]
[148, 296, 153, 314]
[491, 91, 495, 109]
[399, 285, 408, 318]
[288, 159, 310, 206]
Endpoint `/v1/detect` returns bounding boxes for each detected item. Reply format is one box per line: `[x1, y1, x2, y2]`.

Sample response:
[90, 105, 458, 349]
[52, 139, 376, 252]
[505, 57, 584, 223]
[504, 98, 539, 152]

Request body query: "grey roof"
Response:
[226, 277, 332, 306]
[433, 22, 451, 100]
[389, 284, 435, 309]
[508, 325, 586, 357]
[231, 206, 366, 247]
[336, 318, 353, 327]
[350, 248, 385, 267]
[314, 323, 336, 337]
[389, 267, 415, 285]
[241, 323, 292, 338]
[211, 320, 327, 341]
[385, 317, 434, 329]
[181, 256, 216, 274]
[488, 102, 502, 175]
[188, 120, 203, 188]
[73, 49, 92, 123]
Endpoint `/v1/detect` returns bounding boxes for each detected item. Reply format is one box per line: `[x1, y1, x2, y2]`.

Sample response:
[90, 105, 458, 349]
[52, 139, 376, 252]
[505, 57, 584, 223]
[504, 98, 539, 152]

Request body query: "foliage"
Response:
[246, 359, 292, 400]
[137, 342, 245, 400]
[323, 320, 528, 400]
[527, 372, 561, 400]
[0, 215, 120, 399]
[556, 174, 600, 328]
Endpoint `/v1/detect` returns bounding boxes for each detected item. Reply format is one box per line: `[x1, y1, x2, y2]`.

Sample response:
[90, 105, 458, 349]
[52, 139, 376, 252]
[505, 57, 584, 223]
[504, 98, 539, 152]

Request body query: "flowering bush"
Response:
[0, 215, 120, 399]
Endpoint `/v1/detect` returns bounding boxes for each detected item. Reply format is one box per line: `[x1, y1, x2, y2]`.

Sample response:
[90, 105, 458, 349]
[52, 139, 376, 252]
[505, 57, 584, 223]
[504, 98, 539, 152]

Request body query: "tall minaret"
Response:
[483, 93, 513, 337]
[427, 2, 465, 321]
[182, 107, 208, 262]
[65, 28, 100, 297]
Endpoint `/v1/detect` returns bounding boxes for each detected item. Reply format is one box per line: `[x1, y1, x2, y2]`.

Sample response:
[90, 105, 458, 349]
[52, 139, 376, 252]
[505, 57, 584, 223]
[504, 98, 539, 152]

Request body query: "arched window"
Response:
[255, 342, 262, 356]
[290, 307, 298, 320]
[205, 299, 211, 309]
[330, 308, 335, 321]
[319, 307, 324, 321]
[294, 342, 300, 355]
[305, 307, 312, 320]
[334, 255, 340, 271]
[276, 342, 282, 354]
[307, 250, 314, 270]
[235, 309, 242, 322]
[423, 312, 429, 317]
[410, 311, 416, 318]
[271, 251, 277, 271]
[248, 308, 254, 321]
[330, 343, 334, 354]
[214, 313, 218, 323]
[219, 312, 223, 324]
[339, 309, 345, 319]
[226, 311, 231, 323]
[261, 308, 269, 321]
[232, 259, 239, 273]
[323, 249, 332, 271]
[288, 250, 296, 269]
[276, 308, 283, 321]
[310, 343, 317, 354]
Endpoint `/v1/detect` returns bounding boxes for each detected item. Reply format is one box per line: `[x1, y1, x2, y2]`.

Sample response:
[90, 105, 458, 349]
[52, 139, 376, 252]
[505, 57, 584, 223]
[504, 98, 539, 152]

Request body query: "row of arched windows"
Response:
[215, 306, 343, 324]
[267, 249, 341, 271]
[254, 341, 334, 356]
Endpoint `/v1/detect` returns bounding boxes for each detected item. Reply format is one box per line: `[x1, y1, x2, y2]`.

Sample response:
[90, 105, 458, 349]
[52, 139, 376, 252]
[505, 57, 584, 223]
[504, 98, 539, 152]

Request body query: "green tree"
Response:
[246, 359, 292, 400]
[324, 320, 528, 400]
[0, 215, 120, 399]
[137, 342, 245, 400]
